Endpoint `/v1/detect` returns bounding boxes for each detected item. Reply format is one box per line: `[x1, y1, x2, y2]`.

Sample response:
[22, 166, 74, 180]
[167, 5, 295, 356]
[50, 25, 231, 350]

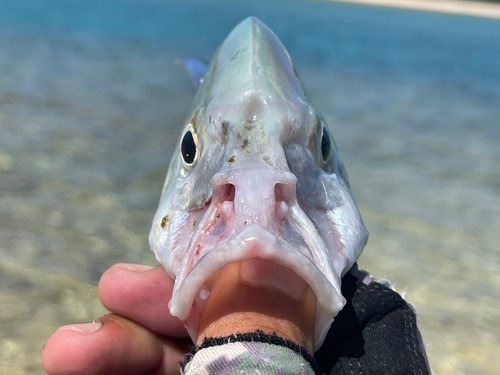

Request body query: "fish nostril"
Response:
[274, 183, 294, 204]
[214, 183, 235, 203]
[224, 184, 235, 201]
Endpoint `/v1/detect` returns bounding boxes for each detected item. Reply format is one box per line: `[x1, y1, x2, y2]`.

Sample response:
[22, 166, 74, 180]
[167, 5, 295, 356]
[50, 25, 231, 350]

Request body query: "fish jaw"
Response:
[168, 224, 344, 350]
[149, 16, 368, 350]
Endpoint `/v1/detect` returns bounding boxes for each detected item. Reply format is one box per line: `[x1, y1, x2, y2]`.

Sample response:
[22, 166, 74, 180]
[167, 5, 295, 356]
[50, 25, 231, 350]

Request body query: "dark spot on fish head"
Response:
[209, 115, 212, 124]
[216, 213, 221, 219]
[221, 121, 229, 136]
[193, 220, 197, 227]
[230, 50, 240, 62]
[242, 139, 250, 149]
[263, 155, 273, 166]
[244, 220, 248, 225]
[161, 215, 169, 228]
[228, 155, 235, 163]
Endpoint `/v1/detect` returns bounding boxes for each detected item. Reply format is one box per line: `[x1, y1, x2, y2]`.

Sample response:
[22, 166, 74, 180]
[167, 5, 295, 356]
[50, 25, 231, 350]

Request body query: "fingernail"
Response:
[60, 319, 102, 334]
[115, 263, 154, 272]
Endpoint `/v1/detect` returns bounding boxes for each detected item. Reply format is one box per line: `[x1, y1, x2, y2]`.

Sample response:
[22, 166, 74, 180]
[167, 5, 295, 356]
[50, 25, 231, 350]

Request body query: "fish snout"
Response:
[210, 168, 297, 231]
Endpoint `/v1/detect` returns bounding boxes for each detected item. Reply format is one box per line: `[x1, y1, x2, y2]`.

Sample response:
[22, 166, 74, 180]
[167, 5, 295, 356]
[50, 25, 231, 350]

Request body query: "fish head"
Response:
[149, 17, 368, 349]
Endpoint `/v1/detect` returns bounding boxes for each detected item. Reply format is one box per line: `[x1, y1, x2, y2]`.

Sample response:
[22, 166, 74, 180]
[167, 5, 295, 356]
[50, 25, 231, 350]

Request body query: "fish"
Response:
[149, 17, 368, 350]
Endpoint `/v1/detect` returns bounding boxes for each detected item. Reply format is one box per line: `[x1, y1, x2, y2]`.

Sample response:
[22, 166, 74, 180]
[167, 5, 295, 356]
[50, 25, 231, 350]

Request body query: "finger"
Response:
[99, 264, 188, 337]
[42, 314, 189, 375]
[196, 261, 317, 354]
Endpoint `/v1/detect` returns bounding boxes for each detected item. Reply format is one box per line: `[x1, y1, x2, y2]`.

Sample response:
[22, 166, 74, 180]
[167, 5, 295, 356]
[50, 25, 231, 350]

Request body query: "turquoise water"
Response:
[0, 1, 499, 373]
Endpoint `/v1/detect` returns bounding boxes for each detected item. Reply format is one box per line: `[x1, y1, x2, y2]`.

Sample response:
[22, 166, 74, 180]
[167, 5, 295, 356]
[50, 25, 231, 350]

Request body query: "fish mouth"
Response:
[168, 223, 344, 349]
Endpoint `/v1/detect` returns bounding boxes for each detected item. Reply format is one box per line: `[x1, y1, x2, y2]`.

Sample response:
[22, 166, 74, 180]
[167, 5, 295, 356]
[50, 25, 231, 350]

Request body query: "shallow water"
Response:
[0, 0, 499, 373]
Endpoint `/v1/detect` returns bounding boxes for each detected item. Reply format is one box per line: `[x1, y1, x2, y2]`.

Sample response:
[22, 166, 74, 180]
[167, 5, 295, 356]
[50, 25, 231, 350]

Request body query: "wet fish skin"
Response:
[149, 17, 368, 349]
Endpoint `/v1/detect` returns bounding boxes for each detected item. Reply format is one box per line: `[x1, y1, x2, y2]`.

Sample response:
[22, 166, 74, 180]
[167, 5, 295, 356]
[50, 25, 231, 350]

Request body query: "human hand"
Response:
[42, 264, 191, 375]
[42, 261, 317, 374]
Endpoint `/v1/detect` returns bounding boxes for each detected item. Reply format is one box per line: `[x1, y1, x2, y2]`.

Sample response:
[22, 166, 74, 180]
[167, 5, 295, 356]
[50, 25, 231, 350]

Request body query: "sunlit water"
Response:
[0, 0, 499, 373]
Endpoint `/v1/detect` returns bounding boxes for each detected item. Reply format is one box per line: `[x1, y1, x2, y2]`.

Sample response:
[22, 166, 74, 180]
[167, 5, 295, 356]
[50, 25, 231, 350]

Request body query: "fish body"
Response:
[149, 17, 368, 349]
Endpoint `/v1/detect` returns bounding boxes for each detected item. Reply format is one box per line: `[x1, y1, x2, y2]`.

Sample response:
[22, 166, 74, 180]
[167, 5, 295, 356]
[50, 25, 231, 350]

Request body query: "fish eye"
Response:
[181, 129, 197, 165]
[321, 126, 331, 161]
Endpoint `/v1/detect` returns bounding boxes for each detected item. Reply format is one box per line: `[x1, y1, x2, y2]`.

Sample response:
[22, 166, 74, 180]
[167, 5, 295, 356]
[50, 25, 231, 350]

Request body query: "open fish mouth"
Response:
[169, 223, 344, 345]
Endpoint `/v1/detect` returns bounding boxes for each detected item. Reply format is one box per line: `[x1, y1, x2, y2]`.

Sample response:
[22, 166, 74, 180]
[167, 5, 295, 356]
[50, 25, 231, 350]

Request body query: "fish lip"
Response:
[168, 223, 344, 322]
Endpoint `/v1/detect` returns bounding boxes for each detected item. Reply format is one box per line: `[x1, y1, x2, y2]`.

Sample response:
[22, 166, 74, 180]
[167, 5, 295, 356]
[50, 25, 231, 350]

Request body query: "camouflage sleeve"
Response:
[181, 331, 321, 375]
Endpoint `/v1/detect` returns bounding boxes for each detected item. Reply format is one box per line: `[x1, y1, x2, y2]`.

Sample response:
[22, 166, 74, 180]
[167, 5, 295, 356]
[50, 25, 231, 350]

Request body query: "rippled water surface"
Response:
[1, 0, 499, 373]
